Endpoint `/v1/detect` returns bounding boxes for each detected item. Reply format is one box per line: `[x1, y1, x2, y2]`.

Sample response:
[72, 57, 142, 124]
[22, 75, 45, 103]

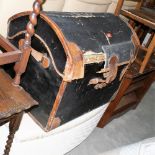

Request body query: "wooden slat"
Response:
[0, 50, 22, 65]
[0, 34, 18, 52]
[121, 9, 155, 30]
[130, 8, 155, 23]
[0, 69, 38, 119]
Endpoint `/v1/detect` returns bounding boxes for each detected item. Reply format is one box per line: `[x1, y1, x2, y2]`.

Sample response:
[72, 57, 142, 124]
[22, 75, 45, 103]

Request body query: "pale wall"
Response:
[0, 0, 137, 36]
[0, 0, 65, 36]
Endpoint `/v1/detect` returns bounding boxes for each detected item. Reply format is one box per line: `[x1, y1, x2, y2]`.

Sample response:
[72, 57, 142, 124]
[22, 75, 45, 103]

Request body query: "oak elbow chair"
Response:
[0, 0, 45, 154]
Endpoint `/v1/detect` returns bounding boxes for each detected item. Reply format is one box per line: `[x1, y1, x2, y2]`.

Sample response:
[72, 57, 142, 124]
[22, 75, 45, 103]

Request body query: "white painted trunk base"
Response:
[0, 103, 109, 155]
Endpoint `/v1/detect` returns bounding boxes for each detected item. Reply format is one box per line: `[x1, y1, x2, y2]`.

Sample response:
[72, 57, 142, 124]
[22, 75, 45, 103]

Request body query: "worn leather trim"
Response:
[8, 11, 85, 82]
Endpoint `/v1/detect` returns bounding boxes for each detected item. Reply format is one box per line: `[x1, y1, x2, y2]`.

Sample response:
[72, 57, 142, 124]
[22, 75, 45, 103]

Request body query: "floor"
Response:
[67, 83, 155, 155]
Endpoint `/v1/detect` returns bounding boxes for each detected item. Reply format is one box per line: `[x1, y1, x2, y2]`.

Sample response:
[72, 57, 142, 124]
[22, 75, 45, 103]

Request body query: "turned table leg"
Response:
[3, 112, 23, 155]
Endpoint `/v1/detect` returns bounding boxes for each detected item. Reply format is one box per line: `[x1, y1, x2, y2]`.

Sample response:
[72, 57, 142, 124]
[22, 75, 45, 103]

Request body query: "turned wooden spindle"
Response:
[3, 131, 15, 155]
[13, 0, 44, 85]
[3, 113, 23, 155]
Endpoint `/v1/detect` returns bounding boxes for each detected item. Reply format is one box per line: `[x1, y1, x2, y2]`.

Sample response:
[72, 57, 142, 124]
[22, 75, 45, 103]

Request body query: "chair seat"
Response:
[121, 8, 155, 30]
[0, 69, 38, 120]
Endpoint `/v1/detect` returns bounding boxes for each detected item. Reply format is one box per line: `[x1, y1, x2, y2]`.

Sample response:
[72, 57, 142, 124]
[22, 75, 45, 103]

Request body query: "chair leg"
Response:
[3, 112, 23, 155]
[97, 77, 132, 128]
[139, 34, 155, 73]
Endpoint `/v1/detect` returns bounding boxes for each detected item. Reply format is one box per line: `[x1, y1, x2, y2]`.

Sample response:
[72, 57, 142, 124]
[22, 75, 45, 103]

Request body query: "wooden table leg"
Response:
[97, 77, 132, 128]
[3, 112, 23, 155]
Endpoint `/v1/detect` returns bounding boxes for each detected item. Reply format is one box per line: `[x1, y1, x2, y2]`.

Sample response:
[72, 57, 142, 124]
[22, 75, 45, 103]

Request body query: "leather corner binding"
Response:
[63, 42, 84, 82]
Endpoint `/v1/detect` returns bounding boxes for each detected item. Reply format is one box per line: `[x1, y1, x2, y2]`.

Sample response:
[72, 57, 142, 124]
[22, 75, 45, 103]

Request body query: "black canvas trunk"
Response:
[6, 11, 137, 131]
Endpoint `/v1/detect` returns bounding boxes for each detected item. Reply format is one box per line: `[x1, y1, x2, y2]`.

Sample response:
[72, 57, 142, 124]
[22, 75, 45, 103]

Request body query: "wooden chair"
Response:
[0, 0, 45, 154]
[0, 68, 37, 155]
[98, 57, 155, 128]
[114, 0, 155, 73]
[0, 35, 38, 155]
